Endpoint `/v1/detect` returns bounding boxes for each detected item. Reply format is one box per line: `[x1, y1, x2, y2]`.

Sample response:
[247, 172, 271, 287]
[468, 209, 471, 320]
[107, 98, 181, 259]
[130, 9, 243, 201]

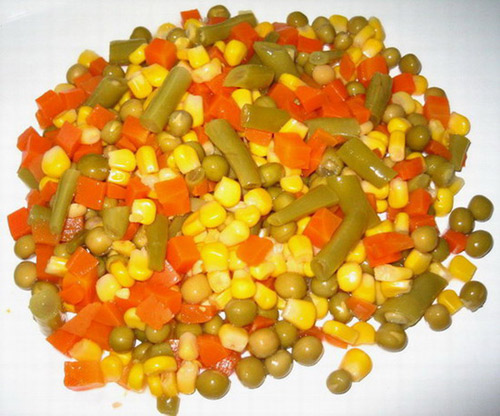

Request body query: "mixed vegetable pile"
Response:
[7, 5, 494, 415]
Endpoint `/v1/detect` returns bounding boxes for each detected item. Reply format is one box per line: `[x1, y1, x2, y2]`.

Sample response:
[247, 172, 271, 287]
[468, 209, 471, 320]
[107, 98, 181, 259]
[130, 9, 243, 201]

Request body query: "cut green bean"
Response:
[305, 118, 360, 139]
[85, 76, 128, 108]
[169, 214, 189, 239]
[253, 42, 299, 80]
[29, 205, 51, 225]
[326, 175, 380, 228]
[337, 138, 397, 188]
[205, 119, 262, 189]
[241, 104, 290, 132]
[145, 214, 169, 272]
[17, 167, 39, 189]
[50, 168, 80, 234]
[140, 66, 192, 133]
[109, 39, 148, 65]
[267, 185, 339, 226]
[311, 211, 368, 280]
[224, 65, 275, 90]
[379, 272, 448, 327]
[264, 31, 280, 43]
[66, 230, 88, 254]
[365, 72, 393, 126]
[308, 50, 343, 66]
[198, 13, 258, 46]
[408, 173, 431, 193]
[449, 134, 470, 172]
[102, 206, 131, 240]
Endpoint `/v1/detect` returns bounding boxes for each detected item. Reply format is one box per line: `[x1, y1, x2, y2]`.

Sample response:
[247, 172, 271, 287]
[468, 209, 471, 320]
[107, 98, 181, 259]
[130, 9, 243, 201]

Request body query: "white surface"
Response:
[0, 0, 499, 415]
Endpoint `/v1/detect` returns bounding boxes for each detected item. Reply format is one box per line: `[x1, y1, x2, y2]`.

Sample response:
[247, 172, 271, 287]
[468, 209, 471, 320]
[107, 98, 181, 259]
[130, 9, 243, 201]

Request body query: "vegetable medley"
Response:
[7, 4, 494, 415]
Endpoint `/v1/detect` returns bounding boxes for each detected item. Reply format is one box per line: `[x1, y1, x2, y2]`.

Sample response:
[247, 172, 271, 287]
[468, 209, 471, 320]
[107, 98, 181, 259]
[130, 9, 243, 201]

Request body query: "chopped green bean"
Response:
[365, 72, 393, 126]
[449, 134, 470, 172]
[408, 173, 431, 192]
[253, 42, 299, 80]
[109, 39, 148, 65]
[145, 214, 169, 271]
[66, 230, 88, 254]
[224, 65, 275, 90]
[305, 117, 360, 139]
[85, 76, 128, 108]
[198, 13, 258, 46]
[264, 31, 280, 43]
[102, 206, 131, 240]
[17, 167, 39, 189]
[169, 214, 189, 239]
[308, 50, 343, 66]
[50, 168, 80, 234]
[29, 205, 51, 225]
[241, 104, 290, 132]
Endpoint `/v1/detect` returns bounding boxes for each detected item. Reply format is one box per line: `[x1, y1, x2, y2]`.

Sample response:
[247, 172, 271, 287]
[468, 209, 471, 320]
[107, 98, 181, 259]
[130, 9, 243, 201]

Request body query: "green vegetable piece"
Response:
[337, 138, 397, 188]
[102, 206, 131, 240]
[85, 76, 128, 108]
[305, 117, 360, 139]
[253, 41, 299, 80]
[308, 50, 343, 66]
[140, 66, 192, 133]
[145, 214, 169, 271]
[205, 119, 262, 189]
[50, 168, 80, 234]
[17, 167, 39, 189]
[29, 288, 62, 336]
[109, 39, 147, 65]
[365, 72, 393, 126]
[378, 272, 448, 327]
[241, 104, 290, 133]
[449, 134, 471, 172]
[224, 65, 275, 90]
[28, 205, 51, 225]
[267, 184, 339, 226]
[198, 13, 258, 46]
[66, 230, 88, 254]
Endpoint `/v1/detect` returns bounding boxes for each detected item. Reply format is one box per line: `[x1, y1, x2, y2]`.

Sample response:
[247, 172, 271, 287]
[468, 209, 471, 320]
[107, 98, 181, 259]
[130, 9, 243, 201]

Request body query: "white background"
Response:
[0, 0, 499, 415]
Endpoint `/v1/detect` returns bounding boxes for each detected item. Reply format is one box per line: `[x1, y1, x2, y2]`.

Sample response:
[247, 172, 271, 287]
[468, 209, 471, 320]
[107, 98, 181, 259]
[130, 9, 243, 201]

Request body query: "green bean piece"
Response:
[224, 65, 275, 90]
[365, 72, 393, 126]
[50, 168, 80, 234]
[28, 205, 52, 225]
[379, 272, 448, 327]
[267, 185, 339, 226]
[29, 288, 63, 336]
[198, 13, 258, 46]
[140, 67, 192, 133]
[253, 42, 299, 80]
[241, 104, 290, 132]
[145, 214, 169, 272]
[102, 206, 131, 240]
[109, 39, 148, 65]
[305, 117, 360, 140]
[130, 27, 152, 42]
[337, 138, 397, 188]
[326, 175, 380, 228]
[311, 211, 368, 280]
[66, 230, 88, 254]
[308, 50, 343, 66]
[85, 76, 128, 108]
[408, 173, 431, 193]
[17, 167, 39, 189]
[169, 215, 189, 239]
[205, 119, 262, 189]
[449, 134, 471, 172]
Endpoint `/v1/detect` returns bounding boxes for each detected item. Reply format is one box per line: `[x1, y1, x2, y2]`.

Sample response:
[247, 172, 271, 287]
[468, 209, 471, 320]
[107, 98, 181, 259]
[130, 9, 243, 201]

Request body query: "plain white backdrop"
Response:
[0, 0, 499, 415]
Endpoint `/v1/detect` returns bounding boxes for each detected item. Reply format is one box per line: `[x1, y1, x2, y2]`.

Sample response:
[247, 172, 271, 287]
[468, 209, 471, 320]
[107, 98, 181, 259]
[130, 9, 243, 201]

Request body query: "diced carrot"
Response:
[357, 55, 388, 87]
[244, 128, 273, 146]
[297, 35, 323, 53]
[7, 207, 31, 240]
[136, 294, 175, 330]
[79, 75, 103, 96]
[84, 321, 112, 350]
[145, 38, 177, 69]
[35, 244, 57, 282]
[276, 26, 299, 47]
[155, 176, 190, 216]
[106, 183, 127, 199]
[247, 316, 276, 333]
[424, 139, 452, 160]
[393, 157, 425, 180]
[122, 115, 149, 147]
[274, 132, 311, 169]
[124, 176, 150, 206]
[409, 214, 437, 232]
[392, 73, 416, 94]
[88, 57, 108, 76]
[59, 283, 85, 305]
[229, 22, 260, 51]
[59, 88, 87, 110]
[122, 222, 140, 241]
[177, 304, 217, 324]
[364, 232, 414, 266]
[166, 235, 200, 273]
[295, 86, 327, 113]
[32, 220, 60, 246]
[74, 176, 107, 210]
[93, 303, 124, 327]
[36, 90, 65, 121]
[236, 235, 273, 266]
[423, 95, 450, 127]
[180, 8, 201, 24]
[66, 247, 99, 277]
[64, 361, 105, 391]
[346, 296, 377, 321]
[346, 96, 371, 124]
[339, 53, 356, 81]
[148, 261, 183, 288]
[47, 329, 81, 356]
[212, 351, 240, 376]
[61, 302, 102, 337]
[303, 208, 343, 249]
[72, 141, 103, 162]
[197, 334, 231, 368]
[55, 122, 81, 157]
[404, 188, 433, 217]
[442, 229, 467, 254]
[86, 104, 116, 130]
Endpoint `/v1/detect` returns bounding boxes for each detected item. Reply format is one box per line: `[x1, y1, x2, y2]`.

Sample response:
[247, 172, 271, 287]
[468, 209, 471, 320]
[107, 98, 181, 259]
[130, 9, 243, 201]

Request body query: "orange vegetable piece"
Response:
[393, 157, 425, 180]
[442, 229, 467, 254]
[423, 95, 450, 127]
[404, 188, 433, 217]
[61, 302, 102, 337]
[339, 54, 356, 81]
[86, 104, 116, 129]
[66, 247, 99, 277]
[364, 232, 414, 266]
[244, 128, 273, 146]
[145, 38, 177, 69]
[346, 296, 377, 321]
[303, 207, 342, 248]
[121, 115, 149, 147]
[295, 86, 327, 113]
[7, 207, 31, 240]
[197, 334, 231, 368]
[424, 139, 452, 160]
[136, 294, 175, 330]
[392, 73, 416, 94]
[357, 55, 388, 87]
[93, 303, 124, 327]
[155, 176, 190, 216]
[32, 220, 60, 246]
[166, 235, 200, 273]
[274, 132, 311, 169]
[64, 361, 105, 391]
[46, 329, 81, 356]
[177, 304, 217, 324]
[74, 176, 107, 210]
[55, 122, 82, 157]
[236, 235, 273, 266]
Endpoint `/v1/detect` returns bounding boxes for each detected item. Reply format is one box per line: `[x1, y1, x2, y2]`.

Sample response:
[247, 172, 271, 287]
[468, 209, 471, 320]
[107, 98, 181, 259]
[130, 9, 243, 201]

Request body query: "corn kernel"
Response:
[339, 348, 372, 382]
[375, 281, 387, 305]
[279, 118, 309, 139]
[172, 144, 201, 174]
[254, 282, 277, 310]
[39, 176, 59, 192]
[329, 15, 348, 33]
[182, 212, 206, 237]
[250, 262, 275, 281]
[249, 142, 269, 157]
[323, 321, 359, 345]
[429, 119, 446, 143]
[447, 176, 465, 196]
[376, 199, 388, 213]
[352, 273, 376, 303]
[212, 288, 233, 309]
[220, 220, 250, 247]
[80, 125, 101, 145]
[199, 201, 227, 228]
[231, 271, 256, 299]
[279, 73, 306, 92]
[207, 270, 231, 293]
[361, 135, 387, 155]
[244, 188, 273, 216]
[346, 46, 363, 65]
[234, 205, 261, 227]
[128, 248, 153, 281]
[136, 146, 159, 175]
[96, 273, 122, 302]
[130, 198, 156, 225]
[368, 16, 385, 41]
[229, 249, 247, 271]
[218, 324, 249, 352]
[128, 72, 153, 99]
[78, 49, 100, 67]
[449, 255, 476, 282]
[111, 240, 136, 257]
[282, 299, 316, 330]
[128, 43, 147, 65]
[309, 292, 329, 319]
[142, 64, 169, 87]
[231, 88, 253, 109]
[186, 45, 210, 69]
[448, 112, 470, 136]
[41, 146, 71, 178]
[296, 216, 311, 235]
[201, 242, 229, 272]
[53, 109, 77, 128]
[100, 355, 124, 382]
[177, 332, 199, 361]
[392, 91, 415, 114]
[380, 280, 412, 297]
[394, 212, 410, 234]
[353, 24, 375, 48]
[270, 253, 287, 277]
[297, 24, 317, 39]
[387, 117, 411, 133]
[161, 371, 178, 398]
[127, 362, 145, 391]
[214, 177, 241, 208]
[437, 289, 463, 314]
[388, 177, 409, 209]
[126, 64, 143, 80]
[108, 149, 136, 172]
[337, 262, 363, 292]
[148, 375, 163, 397]
[361, 181, 389, 200]
[123, 307, 146, 330]
[412, 75, 428, 95]
[429, 262, 453, 281]
[280, 175, 303, 193]
[388, 130, 406, 162]
[404, 249, 432, 275]
[69, 338, 102, 361]
[45, 256, 68, 277]
[352, 322, 376, 345]
[365, 220, 394, 237]
[68, 203, 86, 218]
[287, 235, 313, 262]
[180, 94, 203, 128]
[144, 356, 177, 376]
[111, 351, 132, 366]
[191, 58, 222, 83]
[434, 188, 454, 217]
[374, 264, 413, 282]
[254, 21, 274, 38]
[224, 40, 247, 66]
[77, 106, 92, 126]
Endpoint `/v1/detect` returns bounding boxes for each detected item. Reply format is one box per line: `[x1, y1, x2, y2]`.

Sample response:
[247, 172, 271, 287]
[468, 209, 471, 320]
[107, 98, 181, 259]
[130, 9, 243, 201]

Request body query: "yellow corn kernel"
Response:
[270, 253, 287, 277]
[143, 88, 158, 110]
[172, 144, 201, 174]
[368, 16, 385, 41]
[437, 289, 463, 314]
[161, 371, 178, 398]
[135, 146, 159, 175]
[53, 109, 77, 128]
[280, 175, 303, 193]
[249, 142, 269, 157]
[80, 125, 100, 145]
[282, 299, 316, 330]
[279, 118, 309, 139]
[254, 282, 277, 310]
[199, 201, 226, 229]
[250, 262, 275, 281]
[392, 91, 415, 114]
[231, 88, 253, 109]
[254, 21, 274, 38]
[287, 235, 313, 263]
[128, 248, 153, 281]
[130, 198, 156, 225]
[303, 262, 314, 278]
[337, 262, 363, 292]
[279, 73, 307, 92]
[449, 255, 476, 282]
[339, 348, 372, 382]
[77, 105, 92, 126]
[361, 135, 387, 156]
[448, 112, 470, 136]
[155, 22, 176, 38]
[428, 119, 446, 143]
[323, 321, 359, 345]
[429, 262, 453, 282]
[353, 24, 375, 48]
[108, 149, 137, 172]
[214, 177, 241, 208]
[228, 249, 246, 271]
[212, 40, 225, 53]
[115, 288, 130, 300]
[285, 257, 303, 274]
[158, 168, 179, 182]
[234, 205, 261, 227]
[361, 181, 389, 200]
[182, 212, 205, 237]
[360, 120, 374, 135]
[212, 288, 233, 309]
[297, 24, 316, 39]
[387, 117, 412, 133]
[352, 273, 376, 303]
[412, 75, 428, 95]
[111, 351, 132, 366]
[218, 324, 249, 352]
[201, 242, 229, 272]
[100, 355, 124, 382]
[124, 307, 146, 330]
[346, 46, 363, 65]
[376, 199, 388, 213]
[329, 15, 348, 33]
[380, 280, 412, 297]
[374, 264, 413, 282]
[224, 40, 247, 66]
[186, 45, 210, 69]
[96, 273, 122, 302]
[128, 43, 147, 65]
[126, 63, 143, 80]
[220, 220, 250, 247]
[231, 272, 256, 299]
[41, 146, 71, 178]
[45, 256, 68, 277]
[447, 176, 465, 196]
[125, 362, 145, 392]
[388, 177, 409, 209]
[367, 130, 389, 146]
[352, 322, 376, 345]
[394, 212, 410, 234]
[111, 240, 135, 257]
[207, 270, 231, 293]
[128, 72, 153, 99]
[296, 216, 311, 235]
[142, 64, 168, 87]
[148, 374, 163, 397]
[309, 293, 329, 320]
[39, 176, 59, 192]
[78, 49, 100, 67]
[191, 58, 222, 83]
[244, 188, 273, 216]
[69, 338, 102, 361]
[404, 249, 433, 275]
[388, 130, 406, 163]
[375, 281, 387, 305]
[413, 99, 423, 114]
[184, 94, 204, 128]
[434, 188, 454, 217]
[144, 356, 177, 376]
[365, 220, 394, 237]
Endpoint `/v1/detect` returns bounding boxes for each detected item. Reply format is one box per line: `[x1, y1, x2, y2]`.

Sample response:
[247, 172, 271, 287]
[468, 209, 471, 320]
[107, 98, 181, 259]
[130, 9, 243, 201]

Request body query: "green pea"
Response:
[101, 120, 122, 144]
[411, 225, 438, 253]
[399, 53, 422, 75]
[202, 154, 229, 182]
[102, 64, 125, 79]
[311, 276, 338, 298]
[274, 272, 307, 299]
[460, 281, 487, 311]
[406, 125, 431, 151]
[375, 323, 407, 352]
[236, 356, 266, 389]
[326, 369, 352, 394]
[272, 192, 296, 212]
[468, 195, 494, 222]
[203, 315, 224, 335]
[185, 141, 205, 161]
[207, 5, 230, 19]
[431, 237, 450, 262]
[265, 349, 293, 379]
[225, 299, 257, 327]
[381, 47, 401, 69]
[132, 342, 152, 361]
[425, 87, 447, 99]
[76, 154, 109, 180]
[196, 370, 230, 400]
[270, 222, 297, 243]
[424, 304, 451, 331]
[465, 230, 493, 258]
[130, 26, 152, 42]
[253, 95, 277, 108]
[109, 326, 135, 352]
[287, 11, 309, 28]
[259, 163, 285, 188]
[407, 113, 428, 126]
[347, 16, 368, 34]
[315, 23, 336, 44]
[449, 207, 475, 234]
[334, 32, 352, 50]
[157, 395, 180, 416]
[175, 322, 202, 338]
[147, 342, 174, 359]
[382, 103, 405, 124]
[248, 328, 280, 359]
[292, 336, 324, 366]
[85, 226, 113, 256]
[119, 98, 143, 121]
[14, 261, 37, 290]
[346, 81, 365, 96]
[145, 324, 171, 344]
[312, 16, 330, 30]
[328, 292, 353, 323]
[168, 110, 193, 137]
[274, 320, 298, 349]
[166, 28, 186, 43]
[14, 234, 35, 259]
[66, 63, 88, 84]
